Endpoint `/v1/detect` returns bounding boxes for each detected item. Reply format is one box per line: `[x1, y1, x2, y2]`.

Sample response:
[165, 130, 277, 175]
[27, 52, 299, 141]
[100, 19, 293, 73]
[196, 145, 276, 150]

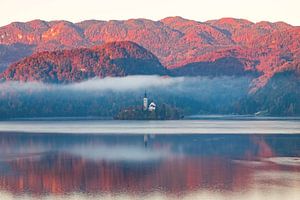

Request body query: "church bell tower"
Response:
[143, 91, 148, 111]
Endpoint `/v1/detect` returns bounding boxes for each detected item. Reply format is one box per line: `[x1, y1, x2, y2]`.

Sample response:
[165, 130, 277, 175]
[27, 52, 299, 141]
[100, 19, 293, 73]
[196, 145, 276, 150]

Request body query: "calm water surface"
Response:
[0, 120, 299, 199]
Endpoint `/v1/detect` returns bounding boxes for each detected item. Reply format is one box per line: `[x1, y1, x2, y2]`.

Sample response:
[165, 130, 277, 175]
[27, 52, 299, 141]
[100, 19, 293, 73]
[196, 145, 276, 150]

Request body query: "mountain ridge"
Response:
[0, 16, 300, 90]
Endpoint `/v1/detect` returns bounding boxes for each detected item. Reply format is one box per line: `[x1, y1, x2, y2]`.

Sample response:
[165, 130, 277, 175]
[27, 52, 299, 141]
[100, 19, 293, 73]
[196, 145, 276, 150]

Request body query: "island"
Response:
[114, 92, 184, 120]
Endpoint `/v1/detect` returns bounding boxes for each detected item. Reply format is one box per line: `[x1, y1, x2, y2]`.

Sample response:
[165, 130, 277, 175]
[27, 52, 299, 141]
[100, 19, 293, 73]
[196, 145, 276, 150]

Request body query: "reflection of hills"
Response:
[0, 154, 255, 195]
[0, 133, 299, 196]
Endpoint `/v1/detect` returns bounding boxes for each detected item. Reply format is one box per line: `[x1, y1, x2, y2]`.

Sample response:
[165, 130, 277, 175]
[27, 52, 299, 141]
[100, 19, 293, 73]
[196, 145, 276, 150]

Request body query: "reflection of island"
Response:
[114, 92, 183, 120]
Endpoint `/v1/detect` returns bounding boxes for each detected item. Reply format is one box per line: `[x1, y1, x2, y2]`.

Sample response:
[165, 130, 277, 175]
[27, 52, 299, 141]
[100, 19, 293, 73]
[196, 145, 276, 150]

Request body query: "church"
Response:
[143, 92, 156, 112]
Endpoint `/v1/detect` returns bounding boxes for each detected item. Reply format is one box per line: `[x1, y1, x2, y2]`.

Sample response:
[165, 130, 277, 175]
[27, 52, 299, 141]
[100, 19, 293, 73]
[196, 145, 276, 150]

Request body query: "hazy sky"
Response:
[1, 0, 299, 26]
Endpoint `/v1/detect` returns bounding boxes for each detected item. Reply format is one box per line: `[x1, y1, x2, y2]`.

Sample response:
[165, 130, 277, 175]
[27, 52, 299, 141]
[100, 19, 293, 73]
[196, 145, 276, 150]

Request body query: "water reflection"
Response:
[0, 133, 299, 199]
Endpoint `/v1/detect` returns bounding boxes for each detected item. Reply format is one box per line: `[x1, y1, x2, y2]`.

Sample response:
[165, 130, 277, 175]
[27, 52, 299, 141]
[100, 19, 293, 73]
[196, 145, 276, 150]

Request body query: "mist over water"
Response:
[0, 76, 184, 92]
[0, 75, 250, 93]
[0, 75, 252, 118]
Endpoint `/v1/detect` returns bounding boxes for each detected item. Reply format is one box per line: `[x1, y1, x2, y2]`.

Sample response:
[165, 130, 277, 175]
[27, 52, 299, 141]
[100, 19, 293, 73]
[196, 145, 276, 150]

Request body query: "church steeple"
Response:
[143, 91, 148, 111]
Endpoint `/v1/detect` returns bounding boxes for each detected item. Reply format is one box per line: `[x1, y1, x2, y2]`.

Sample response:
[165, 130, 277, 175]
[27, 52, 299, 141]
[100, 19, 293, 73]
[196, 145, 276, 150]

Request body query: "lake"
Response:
[0, 119, 299, 199]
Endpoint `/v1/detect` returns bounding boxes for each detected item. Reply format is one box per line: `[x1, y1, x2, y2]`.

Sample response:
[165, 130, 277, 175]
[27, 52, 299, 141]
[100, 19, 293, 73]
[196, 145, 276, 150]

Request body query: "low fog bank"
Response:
[0, 75, 250, 94]
[0, 75, 271, 118]
[0, 76, 185, 92]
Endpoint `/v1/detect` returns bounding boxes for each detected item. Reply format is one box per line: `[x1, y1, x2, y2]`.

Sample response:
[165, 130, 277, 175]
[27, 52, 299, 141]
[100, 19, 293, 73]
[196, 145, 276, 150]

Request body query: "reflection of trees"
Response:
[249, 135, 274, 158]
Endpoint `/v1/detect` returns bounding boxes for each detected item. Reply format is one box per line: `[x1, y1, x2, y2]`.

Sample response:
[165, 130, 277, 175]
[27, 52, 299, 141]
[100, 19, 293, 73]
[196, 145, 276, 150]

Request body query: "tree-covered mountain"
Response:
[1, 41, 167, 83]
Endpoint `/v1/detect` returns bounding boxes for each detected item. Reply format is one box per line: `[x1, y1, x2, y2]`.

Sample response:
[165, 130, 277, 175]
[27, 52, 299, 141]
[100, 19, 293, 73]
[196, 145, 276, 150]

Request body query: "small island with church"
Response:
[114, 92, 184, 120]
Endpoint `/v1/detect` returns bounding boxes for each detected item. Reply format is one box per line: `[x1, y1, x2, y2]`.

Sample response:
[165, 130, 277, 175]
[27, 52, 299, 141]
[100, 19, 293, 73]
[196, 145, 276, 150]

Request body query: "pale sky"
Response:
[1, 0, 299, 26]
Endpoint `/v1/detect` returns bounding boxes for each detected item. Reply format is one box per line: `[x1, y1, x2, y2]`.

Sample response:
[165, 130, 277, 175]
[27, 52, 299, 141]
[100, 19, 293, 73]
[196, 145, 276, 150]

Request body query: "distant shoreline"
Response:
[1, 115, 300, 122]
